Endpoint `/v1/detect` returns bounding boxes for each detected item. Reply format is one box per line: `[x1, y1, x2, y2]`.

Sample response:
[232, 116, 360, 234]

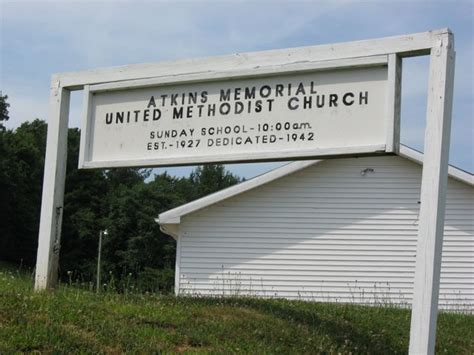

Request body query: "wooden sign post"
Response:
[409, 32, 455, 355]
[34, 29, 455, 355]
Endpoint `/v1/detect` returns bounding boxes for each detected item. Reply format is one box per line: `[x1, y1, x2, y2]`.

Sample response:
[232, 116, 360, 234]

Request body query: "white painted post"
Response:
[385, 54, 402, 154]
[409, 31, 455, 354]
[34, 79, 70, 290]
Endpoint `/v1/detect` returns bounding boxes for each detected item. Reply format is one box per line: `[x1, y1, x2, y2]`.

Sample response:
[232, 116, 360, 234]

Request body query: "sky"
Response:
[1, 0, 473, 178]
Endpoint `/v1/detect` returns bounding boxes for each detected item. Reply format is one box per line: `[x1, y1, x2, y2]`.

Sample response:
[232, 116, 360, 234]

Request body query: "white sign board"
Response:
[36, 30, 455, 355]
[79, 60, 392, 168]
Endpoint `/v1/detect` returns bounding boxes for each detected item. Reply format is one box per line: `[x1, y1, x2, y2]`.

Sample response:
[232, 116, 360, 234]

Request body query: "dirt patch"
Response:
[122, 314, 177, 330]
[139, 319, 177, 329]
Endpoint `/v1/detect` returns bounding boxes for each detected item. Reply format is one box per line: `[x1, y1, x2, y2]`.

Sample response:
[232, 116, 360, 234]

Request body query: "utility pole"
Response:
[96, 229, 107, 292]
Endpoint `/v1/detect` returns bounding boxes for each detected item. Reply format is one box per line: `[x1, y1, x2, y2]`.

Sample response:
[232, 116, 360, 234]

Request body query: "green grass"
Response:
[0, 263, 473, 354]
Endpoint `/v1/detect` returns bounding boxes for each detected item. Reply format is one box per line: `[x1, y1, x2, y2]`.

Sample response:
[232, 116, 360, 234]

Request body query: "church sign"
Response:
[80, 58, 393, 168]
[36, 29, 455, 355]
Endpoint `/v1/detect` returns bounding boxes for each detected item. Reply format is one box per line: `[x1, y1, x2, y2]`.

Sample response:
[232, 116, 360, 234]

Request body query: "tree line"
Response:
[0, 94, 242, 292]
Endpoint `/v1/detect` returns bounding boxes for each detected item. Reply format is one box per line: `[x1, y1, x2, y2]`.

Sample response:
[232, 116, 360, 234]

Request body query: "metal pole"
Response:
[96, 230, 103, 293]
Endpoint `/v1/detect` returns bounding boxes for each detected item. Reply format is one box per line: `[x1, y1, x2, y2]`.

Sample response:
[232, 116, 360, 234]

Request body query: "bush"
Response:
[137, 267, 175, 294]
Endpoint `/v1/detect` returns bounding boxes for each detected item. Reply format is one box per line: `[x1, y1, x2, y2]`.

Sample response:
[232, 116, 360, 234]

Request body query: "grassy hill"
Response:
[0, 264, 473, 354]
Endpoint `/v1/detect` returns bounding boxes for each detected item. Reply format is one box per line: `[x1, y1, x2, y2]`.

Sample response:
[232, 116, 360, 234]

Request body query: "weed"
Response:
[0, 262, 472, 354]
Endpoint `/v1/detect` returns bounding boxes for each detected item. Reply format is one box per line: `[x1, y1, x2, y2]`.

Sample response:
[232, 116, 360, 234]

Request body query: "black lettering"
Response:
[147, 96, 156, 108]
[173, 107, 183, 119]
[267, 99, 274, 112]
[260, 85, 271, 98]
[235, 102, 244, 114]
[197, 105, 204, 117]
[220, 89, 231, 101]
[288, 97, 299, 110]
[343, 92, 354, 106]
[201, 91, 208, 103]
[105, 113, 112, 124]
[186, 106, 193, 118]
[220, 103, 231, 115]
[244, 87, 256, 99]
[208, 104, 216, 116]
[161, 95, 167, 106]
[170, 94, 178, 106]
[234, 88, 241, 100]
[329, 94, 338, 107]
[188, 92, 197, 105]
[295, 82, 306, 95]
[275, 84, 284, 97]
[116, 111, 124, 123]
[153, 109, 161, 120]
[316, 95, 325, 108]
[359, 91, 368, 105]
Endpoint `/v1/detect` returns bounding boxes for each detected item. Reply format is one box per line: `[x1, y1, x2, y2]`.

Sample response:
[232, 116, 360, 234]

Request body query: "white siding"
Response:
[177, 156, 474, 312]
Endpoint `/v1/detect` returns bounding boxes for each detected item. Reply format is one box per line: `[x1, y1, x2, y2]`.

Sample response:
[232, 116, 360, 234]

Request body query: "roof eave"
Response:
[157, 145, 473, 227]
[158, 160, 320, 225]
[398, 145, 473, 186]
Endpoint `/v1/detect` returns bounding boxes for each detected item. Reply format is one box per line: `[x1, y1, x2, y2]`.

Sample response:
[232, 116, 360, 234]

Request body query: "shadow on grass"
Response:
[182, 296, 408, 353]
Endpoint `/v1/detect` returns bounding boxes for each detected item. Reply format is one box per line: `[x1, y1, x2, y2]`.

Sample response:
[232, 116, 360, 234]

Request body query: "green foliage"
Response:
[1, 264, 473, 353]
[190, 164, 242, 198]
[136, 267, 175, 293]
[0, 107, 241, 291]
[0, 93, 9, 130]
[0, 119, 47, 264]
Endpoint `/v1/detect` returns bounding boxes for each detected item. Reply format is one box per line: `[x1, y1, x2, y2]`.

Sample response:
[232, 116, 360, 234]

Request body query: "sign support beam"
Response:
[34, 80, 70, 290]
[33, 28, 457, 354]
[408, 31, 455, 354]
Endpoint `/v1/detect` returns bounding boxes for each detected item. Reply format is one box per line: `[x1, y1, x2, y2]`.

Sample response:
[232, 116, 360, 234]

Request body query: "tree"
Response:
[0, 94, 10, 130]
[0, 106, 243, 292]
[59, 128, 109, 277]
[0, 120, 47, 264]
[190, 164, 242, 199]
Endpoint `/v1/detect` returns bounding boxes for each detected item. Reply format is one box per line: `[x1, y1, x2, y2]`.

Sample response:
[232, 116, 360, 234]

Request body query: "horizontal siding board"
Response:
[179, 283, 474, 293]
[177, 156, 473, 312]
[190, 212, 472, 219]
[179, 234, 469, 240]
[180, 268, 471, 278]
[181, 241, 470, 248]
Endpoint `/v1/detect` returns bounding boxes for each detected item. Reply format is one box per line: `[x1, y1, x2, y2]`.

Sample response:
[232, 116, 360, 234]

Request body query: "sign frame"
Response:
[34, 29, 455, 355]
[78, 55, 396, 169]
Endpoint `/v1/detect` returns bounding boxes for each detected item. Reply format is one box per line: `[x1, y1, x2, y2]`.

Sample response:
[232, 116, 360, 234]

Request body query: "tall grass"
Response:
[0, 262, 473, 353]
